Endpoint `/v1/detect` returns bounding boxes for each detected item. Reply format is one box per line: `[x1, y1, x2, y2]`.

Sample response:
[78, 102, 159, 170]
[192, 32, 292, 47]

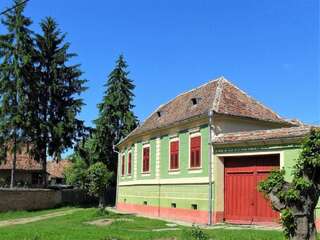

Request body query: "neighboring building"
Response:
[0, 151, 44, 188]
[47, 160, 71, 185]
[115, 76, 319, 228]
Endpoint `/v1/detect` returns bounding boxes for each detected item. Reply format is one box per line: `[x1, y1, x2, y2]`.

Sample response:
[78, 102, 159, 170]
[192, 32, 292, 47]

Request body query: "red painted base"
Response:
[118, 203, 320, 230]
[316, 219, 320, 230]
[213, 211, 224, 223]
[117, 202, 210, 224]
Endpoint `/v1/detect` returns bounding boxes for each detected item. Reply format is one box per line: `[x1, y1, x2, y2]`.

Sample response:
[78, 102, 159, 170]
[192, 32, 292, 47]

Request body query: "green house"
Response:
[116, 76, 319, 227]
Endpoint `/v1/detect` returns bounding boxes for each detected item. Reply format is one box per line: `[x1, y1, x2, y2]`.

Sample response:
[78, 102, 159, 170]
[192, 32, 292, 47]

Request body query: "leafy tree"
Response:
[92, 55, 137, 178]
[259, 128, 320, 240]
[64, 154, 88, 189]
[86, 162, 113, 208]
[0, 0, 35, 187]
[27, 17, 87, 186]
[66, 158, 113, 208]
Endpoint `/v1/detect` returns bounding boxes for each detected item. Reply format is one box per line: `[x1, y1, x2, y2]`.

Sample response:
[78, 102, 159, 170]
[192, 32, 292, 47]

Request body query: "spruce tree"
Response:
[0, 0, 35, 188]
[93, 55, 137, 177]
[28, 17, 87, 186]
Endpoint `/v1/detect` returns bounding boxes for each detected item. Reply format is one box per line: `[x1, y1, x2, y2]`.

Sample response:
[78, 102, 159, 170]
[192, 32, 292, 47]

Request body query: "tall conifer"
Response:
[0, 0, 34, 187]
[29, 17, 87, 186]
[93, 55, 137, 177]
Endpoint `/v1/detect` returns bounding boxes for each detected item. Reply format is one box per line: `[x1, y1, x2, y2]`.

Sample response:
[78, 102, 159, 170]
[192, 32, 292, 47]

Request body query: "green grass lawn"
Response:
[0, 207, 303, 240]
[0, 207, 75, 221]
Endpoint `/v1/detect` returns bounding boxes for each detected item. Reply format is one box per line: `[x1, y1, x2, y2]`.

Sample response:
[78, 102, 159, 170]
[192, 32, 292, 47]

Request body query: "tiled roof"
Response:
[122, 77, 287, 143]
[0, 153, 42, 171]
[47, 160, 71, 178]
[213, 126, 313, 145]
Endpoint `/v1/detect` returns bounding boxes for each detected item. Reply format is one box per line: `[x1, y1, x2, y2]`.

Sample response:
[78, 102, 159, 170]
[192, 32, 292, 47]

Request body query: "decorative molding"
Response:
[156, 137, 161, 179]
[119, 177, 209, 186]
[133, 143, 138, 180]
[214, 144, 300, 154]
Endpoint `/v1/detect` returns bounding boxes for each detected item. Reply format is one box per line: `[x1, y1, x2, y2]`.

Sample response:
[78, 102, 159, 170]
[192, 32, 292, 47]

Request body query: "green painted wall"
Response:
[119, 125, 209, 182]
[118, 183, 213, 211]
[283, 148, 301, 181]
[117, 127, 320, 221]
[136, 138, 157, 180]
[159, 125, 209, 179]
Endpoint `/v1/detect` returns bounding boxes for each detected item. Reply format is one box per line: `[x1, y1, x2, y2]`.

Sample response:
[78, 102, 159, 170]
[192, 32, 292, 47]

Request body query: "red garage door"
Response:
[224, 154, 279, 224]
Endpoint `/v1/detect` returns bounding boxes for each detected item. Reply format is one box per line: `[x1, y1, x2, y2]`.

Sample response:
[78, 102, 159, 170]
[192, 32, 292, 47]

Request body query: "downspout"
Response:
[208, 110, 214, 225]
[113, 145, 120, 208]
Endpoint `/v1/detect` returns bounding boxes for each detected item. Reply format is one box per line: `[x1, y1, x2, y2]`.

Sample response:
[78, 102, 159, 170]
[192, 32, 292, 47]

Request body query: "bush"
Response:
[182, 226, 210, 240]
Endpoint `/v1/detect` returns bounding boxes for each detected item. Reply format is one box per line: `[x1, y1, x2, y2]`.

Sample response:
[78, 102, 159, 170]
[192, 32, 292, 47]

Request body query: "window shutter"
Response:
[128, 152, 132, 175]
[121, 155, 125, 176]
[170, 141, 179, 170]
[143, 147, 150, 172]
[190, 136, 201, 168]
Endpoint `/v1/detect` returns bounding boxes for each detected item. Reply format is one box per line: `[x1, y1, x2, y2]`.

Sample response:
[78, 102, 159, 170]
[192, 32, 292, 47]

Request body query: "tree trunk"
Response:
[10, 134, 17, 188]
[98, 194, 106, 209]
[42, 159, 47, 188]
[41, 147, 47, 188]
[292, 214, 317, 240]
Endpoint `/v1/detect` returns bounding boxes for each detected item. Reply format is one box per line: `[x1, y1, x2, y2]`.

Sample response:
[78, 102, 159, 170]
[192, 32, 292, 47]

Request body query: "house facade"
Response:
[116, 77, 319, 228]
[47, 160, 71, 185]
[0, 151, 44, 188]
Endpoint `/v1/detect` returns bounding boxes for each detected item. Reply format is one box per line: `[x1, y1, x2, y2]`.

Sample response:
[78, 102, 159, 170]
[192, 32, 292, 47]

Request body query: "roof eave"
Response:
[116, 113, 209, 148]
[213, 136, 305, 148]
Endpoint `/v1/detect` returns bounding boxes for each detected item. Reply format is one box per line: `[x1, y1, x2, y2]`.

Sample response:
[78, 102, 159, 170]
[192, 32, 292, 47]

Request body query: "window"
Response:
[190, 136, 201, 168]
[191, 204, 198, 210]
[170, 140, 179, 170]
[171, 203, 177, 208]
[191, 98, 198, 105]
[143, 201, 148, 205]
[32, 173, 43, 185]
[128, 152, 132, 175]
[142, 146, 150, 172]
[191, 97, 201, 106]
[121, 155, 125, 176]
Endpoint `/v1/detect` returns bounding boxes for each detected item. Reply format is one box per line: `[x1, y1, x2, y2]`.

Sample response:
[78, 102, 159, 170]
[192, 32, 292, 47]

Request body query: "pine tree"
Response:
[0, 0, 35, 188]
[28, 17, 87, 186]
[93, 55, 137, 177]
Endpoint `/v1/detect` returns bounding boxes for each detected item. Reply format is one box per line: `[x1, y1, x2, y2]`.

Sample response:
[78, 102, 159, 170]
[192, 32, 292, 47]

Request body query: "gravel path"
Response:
[0, 209, 79, 228]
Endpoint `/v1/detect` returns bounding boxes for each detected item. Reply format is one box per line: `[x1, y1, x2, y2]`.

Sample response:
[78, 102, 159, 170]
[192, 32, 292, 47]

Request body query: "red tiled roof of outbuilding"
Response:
[0, 153, 42, 171]
[213, 126, 314, 145]
[47, 160, 71, 178]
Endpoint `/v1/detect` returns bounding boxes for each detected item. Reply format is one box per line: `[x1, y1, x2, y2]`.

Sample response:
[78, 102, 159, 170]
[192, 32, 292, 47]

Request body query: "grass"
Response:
[0, 207, 308, 240]
[0, 206, 75, 221]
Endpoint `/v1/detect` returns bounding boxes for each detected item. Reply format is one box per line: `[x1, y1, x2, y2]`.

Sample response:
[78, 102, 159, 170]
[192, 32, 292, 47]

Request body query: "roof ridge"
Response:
[211, 77, 224, 111]
[139, 75, 223, 118]
[221, 76, 284, 121]
[160, 76, 223, 109]
[140, 76, 223, 125]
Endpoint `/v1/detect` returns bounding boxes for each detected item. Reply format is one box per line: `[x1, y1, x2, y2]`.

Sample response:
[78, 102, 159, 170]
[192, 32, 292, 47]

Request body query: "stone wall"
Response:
[0, 188, 115, 212]
[61, 189, 96, 205]
[0, 188, 61, 212]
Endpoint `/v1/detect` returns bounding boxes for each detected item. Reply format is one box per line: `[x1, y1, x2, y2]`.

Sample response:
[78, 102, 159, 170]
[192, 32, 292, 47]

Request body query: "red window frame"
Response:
[170, 140, 179, 170]
[142, 147, 150, 172]
[190, 136, 201, 168]
[121, 155, 125, 176]
[128, 152, 132, 175]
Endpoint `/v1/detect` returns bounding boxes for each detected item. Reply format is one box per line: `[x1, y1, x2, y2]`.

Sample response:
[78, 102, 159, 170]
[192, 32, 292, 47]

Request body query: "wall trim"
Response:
[119, 177, 209, 186]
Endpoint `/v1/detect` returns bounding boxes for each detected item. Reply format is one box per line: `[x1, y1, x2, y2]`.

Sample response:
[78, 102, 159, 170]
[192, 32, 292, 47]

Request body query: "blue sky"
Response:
[1, 0, 319, 128]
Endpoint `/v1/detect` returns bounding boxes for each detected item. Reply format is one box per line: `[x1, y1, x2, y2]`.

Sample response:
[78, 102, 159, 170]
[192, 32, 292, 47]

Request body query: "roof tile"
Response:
[213, 126, 313, 144]
[122, 77, 287, 142]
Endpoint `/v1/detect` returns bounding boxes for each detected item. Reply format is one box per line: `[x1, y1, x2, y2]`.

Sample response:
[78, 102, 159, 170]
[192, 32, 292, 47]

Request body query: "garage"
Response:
[224, 154, 280, 224]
